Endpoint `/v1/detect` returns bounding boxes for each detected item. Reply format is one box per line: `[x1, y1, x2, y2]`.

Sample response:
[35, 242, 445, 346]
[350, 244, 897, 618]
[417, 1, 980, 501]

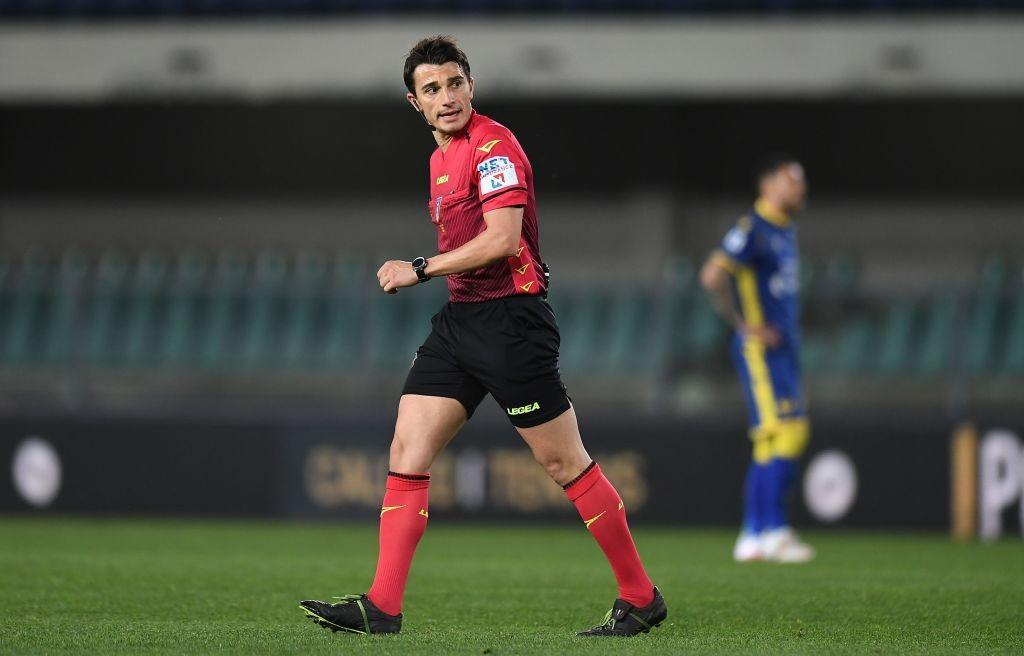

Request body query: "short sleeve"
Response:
[472, 135, 529, 213]
[717, 216, 759, 268]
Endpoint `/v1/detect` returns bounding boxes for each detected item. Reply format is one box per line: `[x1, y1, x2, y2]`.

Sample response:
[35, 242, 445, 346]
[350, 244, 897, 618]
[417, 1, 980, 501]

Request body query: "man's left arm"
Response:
[377, 134, 528, 294]
[376, 207, 522, 293]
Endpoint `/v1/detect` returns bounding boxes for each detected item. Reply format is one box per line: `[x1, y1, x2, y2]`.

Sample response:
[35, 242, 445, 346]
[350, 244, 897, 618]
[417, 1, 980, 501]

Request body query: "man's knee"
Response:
[389, 428, 440, 471]
[535, 452, 569, 482]
[389, 434, 407, 464]
[533, 449, 591, 486]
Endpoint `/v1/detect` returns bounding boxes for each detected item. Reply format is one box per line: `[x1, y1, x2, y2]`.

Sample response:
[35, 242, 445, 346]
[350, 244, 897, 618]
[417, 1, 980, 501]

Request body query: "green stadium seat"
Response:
[916, 292, 957, 377]
[965, 257, 1007, 374]
[603, 291, 656, 374]
[665, 255, 695, 292]
[687, 293, 726, 362]
[876, 298, 917, 376]
[320, 255, 369, 370]
[198, 250, 249, 369]
[556, 288, 604, 374]
[833, 318, 873, 375]
[644, 257, 696, 370]
[83, 251, 128, 365]
[799, 334, 828, 374]
[823, 254, 861, 295]
[281, 251, 328, 369]
[161, 250, 209, 366]
[660, 289, 692, 365]
[120, 251, 168, 367]
[799, 258, 816, 294]
[404, 281, 448, 359]
[0, 254, 10, 356]
[1001, 289, 1024, 376]
[43, 249, 88, 364]
[661, 255, 746, 373]
[3, 251, 50, 365]
[240, 251, 288, 368]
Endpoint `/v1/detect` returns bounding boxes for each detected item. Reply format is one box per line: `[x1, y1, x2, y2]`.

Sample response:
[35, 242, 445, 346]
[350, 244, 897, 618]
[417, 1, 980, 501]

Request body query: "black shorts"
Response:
[402, 295, 571, 428]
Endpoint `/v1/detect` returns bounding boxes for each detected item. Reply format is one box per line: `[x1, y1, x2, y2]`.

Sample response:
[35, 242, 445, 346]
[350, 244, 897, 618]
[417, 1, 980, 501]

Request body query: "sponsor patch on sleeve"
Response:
[724, 226, 748, 254]
[477, 156, 519, 195]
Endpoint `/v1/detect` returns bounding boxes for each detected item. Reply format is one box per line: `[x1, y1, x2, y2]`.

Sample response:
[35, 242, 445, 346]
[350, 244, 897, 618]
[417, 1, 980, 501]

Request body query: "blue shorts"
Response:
[729, 334, 806, 431]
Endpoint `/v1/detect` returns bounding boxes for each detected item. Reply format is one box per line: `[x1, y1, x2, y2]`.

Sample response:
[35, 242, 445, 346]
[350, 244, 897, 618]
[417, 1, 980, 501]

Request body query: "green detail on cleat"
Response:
[628, 611, 651, 630]
[299, 601, 368, 635]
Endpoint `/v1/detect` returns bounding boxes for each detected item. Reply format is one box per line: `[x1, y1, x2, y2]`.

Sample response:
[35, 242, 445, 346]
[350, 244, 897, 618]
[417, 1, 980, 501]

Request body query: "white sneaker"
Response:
[733, 532, 764, 562]
[760, 527, 815, 563]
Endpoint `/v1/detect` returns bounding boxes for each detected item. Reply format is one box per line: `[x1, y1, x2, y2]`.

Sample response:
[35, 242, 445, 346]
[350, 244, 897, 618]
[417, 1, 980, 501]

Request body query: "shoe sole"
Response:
[766, 555, 815, 563]
[734, 554, 765, 562]
[300, 605, 368, 635]
[578, 622, 663, 637]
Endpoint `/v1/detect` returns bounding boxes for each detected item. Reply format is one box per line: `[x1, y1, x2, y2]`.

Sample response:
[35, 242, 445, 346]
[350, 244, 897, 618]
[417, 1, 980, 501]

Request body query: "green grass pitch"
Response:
[1, 518, 1022, 655]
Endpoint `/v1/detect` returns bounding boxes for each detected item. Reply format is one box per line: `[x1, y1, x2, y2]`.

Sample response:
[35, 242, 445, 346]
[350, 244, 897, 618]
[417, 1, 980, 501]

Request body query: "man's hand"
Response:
[377, 260, 419, 294]
[741, 323, 782, 349]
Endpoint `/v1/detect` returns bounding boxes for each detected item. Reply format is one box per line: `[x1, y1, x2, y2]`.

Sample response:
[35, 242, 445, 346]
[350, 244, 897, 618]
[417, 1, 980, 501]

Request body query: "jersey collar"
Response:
[454, 109, 479, 140]
[754, 198, 791, 228]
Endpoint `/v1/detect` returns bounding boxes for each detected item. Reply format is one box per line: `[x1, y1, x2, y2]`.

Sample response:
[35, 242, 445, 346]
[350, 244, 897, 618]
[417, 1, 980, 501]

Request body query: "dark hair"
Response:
[404, 35, 471, 94]
[755, 152, 800, 186]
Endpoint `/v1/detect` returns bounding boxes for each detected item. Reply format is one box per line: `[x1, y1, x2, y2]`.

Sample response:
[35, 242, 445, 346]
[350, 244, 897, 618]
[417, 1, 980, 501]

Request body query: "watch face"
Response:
[412, 257, 426, 269]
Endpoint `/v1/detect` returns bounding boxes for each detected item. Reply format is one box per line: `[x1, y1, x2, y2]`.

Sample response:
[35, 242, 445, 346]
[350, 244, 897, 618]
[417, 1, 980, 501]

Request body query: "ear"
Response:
[467, 76, 475, 100]
[406, 92, 422, 113]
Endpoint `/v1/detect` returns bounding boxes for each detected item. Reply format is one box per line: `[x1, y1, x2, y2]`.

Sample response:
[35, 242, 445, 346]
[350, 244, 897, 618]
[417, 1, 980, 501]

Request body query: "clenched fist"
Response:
[377, 260, 419, 294]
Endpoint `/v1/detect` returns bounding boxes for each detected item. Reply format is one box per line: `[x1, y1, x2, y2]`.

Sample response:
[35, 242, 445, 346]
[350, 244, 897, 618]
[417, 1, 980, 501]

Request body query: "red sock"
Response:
[564, 462, 654, 607]
[366, 472, 430, 616]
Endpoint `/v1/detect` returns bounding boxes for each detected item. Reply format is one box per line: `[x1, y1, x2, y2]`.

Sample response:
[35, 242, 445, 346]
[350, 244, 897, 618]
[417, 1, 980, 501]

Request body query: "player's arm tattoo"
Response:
[700, 254, 744, 330]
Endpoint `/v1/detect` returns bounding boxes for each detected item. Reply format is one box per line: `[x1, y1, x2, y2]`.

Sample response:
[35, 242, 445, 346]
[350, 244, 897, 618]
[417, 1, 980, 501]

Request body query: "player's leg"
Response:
[300, 394, 471, 634]
[366, 393, 469, 616]
[515, 406, 652, 598]
[467, 297, 663, 636]
[758, 347, 814, 562]
[301, 311, 487, 633]
[730, 336, 772, 561]
[513, 406, 665, 636]
[765, 418, 810, 528]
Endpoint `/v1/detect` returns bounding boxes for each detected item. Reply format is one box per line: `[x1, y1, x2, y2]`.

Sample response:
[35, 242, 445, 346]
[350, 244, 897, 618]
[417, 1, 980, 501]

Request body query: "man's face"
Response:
[407, 62, 474, 134]
[762, 163, 808, 214]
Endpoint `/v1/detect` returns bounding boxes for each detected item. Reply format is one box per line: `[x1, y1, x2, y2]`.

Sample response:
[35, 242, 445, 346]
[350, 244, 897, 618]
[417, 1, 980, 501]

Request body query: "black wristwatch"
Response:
[411, 257, 431, 283]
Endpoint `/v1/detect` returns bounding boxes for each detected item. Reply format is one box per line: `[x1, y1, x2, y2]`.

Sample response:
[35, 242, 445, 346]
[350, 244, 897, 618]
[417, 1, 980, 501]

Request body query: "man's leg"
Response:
[764, 418, 810, 530]
[759, 418, 814, 562]
[300, 393, 468, 634]
[367, 394, 468, 616]
[516, 406, 655, 608]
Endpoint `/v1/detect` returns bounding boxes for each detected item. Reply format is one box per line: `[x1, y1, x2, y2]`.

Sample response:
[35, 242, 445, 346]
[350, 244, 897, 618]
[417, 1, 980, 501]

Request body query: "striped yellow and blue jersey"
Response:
[713, 198, 805, 430]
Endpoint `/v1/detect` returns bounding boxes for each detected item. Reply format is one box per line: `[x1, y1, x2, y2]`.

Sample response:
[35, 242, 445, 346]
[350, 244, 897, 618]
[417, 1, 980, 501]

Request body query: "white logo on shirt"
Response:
[724, 227, 748, 254]
[477, 156, 518, 195]
[769, 259, 800, 298]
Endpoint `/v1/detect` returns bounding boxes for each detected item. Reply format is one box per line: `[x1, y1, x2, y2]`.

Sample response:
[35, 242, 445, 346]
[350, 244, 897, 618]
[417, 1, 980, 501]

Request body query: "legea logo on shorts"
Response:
[507, 402, 540, 416]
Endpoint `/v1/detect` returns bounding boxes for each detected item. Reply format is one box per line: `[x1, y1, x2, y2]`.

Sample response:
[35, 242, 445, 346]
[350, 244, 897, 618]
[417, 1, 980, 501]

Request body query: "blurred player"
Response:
[699, 154, 814, 563]
[299, 35, 665, 636]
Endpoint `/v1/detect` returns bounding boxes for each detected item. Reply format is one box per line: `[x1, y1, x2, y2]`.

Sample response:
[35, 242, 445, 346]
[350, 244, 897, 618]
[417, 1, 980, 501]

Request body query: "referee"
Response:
[300, 35, 665, 638]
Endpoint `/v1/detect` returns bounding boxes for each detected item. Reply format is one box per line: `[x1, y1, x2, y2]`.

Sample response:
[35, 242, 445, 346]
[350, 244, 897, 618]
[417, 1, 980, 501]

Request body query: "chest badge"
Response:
[436, 174, 449, 185]
[432, 195, 445, 233]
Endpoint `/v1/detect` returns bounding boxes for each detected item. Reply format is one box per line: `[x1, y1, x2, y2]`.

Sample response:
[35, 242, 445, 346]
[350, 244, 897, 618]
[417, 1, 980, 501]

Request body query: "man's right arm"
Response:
[699, 252, 781, 348]
[700, 253, 744, 331]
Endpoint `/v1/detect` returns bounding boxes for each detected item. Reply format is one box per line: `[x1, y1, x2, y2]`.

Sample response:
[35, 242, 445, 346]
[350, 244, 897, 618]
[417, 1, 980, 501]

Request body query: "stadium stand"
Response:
[1, 249, 1019, 387]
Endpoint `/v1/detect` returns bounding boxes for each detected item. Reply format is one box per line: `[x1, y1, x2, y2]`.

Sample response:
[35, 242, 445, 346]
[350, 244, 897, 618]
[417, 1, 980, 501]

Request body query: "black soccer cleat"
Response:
[299, 594, 402, 635]
[577, 586, 667, 637]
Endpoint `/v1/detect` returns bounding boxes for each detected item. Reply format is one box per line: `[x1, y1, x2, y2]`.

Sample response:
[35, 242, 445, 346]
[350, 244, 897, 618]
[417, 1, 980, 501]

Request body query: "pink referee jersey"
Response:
[427, 111, 545, 303]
